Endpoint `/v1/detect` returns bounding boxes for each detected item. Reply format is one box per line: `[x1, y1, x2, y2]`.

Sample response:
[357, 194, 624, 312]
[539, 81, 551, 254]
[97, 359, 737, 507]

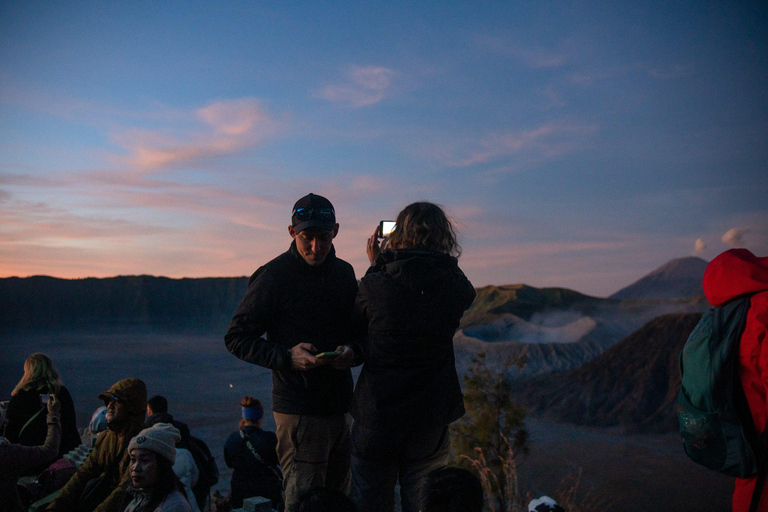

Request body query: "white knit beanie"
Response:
[128, 423, 180, 464]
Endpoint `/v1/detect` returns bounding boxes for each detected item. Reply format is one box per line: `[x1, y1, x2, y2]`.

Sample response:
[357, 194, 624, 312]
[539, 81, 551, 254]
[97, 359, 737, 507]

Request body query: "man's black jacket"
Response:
[225, 242, 358, 415]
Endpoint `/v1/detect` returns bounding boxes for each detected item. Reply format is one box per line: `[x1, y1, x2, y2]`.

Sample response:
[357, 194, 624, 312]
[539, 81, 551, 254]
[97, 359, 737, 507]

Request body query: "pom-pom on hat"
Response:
[128, 423, 181, 464]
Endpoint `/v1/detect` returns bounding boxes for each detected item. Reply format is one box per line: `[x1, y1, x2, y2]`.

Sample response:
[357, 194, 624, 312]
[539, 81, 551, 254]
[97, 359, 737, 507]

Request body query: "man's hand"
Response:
[290, 343, 322, 371]
[330, 345, 355, 369]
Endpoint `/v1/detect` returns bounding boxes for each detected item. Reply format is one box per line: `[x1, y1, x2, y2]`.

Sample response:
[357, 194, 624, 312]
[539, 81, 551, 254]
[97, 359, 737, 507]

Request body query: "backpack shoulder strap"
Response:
[17, 406, 46, 439]
[239, 429, 267, 465]
[239, 429, 282, 481]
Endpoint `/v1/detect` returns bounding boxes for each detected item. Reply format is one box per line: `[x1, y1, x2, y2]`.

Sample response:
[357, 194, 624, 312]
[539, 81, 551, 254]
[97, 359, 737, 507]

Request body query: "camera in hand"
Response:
[40, 394, 50, 405]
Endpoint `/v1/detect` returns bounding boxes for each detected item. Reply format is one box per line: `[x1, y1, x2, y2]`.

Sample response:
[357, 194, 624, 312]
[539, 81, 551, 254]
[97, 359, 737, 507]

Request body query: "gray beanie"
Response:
[128, 423, 180, 464]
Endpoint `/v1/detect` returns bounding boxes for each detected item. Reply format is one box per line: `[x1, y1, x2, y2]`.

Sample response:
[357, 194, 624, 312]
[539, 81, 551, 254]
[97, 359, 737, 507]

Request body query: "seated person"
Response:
[47, 378, 147, 512]
[223, 396, 282, 509]
[0, 394, 62, 512]
[120, 423, 191, 512]
[5, 353, 81, 468]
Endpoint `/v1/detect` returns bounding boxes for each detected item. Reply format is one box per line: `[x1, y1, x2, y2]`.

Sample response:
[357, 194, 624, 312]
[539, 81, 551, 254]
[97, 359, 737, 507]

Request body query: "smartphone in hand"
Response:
[316, 350, 343, 359]
[379, 221, 396, 238]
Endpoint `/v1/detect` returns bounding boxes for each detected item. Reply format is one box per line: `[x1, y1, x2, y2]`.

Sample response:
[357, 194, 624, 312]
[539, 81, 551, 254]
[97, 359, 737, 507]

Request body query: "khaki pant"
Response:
[274, 412, 351, 512]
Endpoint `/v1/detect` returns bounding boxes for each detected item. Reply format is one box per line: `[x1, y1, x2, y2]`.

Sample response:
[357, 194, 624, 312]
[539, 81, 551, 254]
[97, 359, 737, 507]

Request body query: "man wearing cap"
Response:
[47, 378, 147, 512]
[225, 193, 359, 511]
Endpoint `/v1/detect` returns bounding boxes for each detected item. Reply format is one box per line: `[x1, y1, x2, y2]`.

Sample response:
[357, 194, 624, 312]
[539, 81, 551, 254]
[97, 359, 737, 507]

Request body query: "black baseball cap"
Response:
[291, 193, 336, 233]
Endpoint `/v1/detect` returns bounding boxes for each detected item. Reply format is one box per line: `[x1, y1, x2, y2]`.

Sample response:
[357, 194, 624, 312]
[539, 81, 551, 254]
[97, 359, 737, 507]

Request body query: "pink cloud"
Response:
[477, 36, 565, 68]
[197, 99, 271, 135]
[316, 66, 397, 107]
[112, 98, 278, 170]
[448, 122, 598, 168]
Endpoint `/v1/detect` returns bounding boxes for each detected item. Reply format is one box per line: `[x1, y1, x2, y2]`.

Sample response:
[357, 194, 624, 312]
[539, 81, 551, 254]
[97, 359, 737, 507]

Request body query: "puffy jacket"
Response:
[225, 242, 359, 415]
[703, 249, 768, 512]
[173, 448, 200, 512]
[48, 378, 147, 512]
[121, 488, 191, 512]
[350, 249, 476, 430]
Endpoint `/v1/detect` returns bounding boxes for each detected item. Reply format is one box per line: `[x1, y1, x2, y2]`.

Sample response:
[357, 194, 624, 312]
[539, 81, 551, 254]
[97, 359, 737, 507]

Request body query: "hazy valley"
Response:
[0, 256, 735, 511]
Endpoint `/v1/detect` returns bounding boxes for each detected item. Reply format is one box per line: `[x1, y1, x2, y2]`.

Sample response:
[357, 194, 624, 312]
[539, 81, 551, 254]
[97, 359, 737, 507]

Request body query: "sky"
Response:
[1, 1, 766, 297]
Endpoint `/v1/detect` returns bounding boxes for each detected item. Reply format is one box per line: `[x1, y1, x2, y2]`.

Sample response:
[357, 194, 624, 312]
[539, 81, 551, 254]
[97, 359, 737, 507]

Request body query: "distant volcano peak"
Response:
[609, 256, 708, 300]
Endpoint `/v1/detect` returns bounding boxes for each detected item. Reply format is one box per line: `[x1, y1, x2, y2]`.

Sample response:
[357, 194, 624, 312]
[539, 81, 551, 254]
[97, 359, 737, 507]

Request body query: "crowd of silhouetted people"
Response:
[0, 353, 504, 512]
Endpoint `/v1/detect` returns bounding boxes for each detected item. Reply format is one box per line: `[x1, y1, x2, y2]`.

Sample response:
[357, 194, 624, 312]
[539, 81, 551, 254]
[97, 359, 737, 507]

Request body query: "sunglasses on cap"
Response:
[292, 207, 335, 222]
[104, 394, 125, 406]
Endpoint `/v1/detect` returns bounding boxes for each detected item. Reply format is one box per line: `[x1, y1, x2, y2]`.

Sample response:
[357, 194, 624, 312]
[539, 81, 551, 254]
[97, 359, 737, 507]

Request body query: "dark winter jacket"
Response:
[48, 378, 147, 512]
[224, 425, 281, 507]
[703, 249, 768, 512]
[350, 249, 476, 430]
[5, 385, 81, 465]
[0, 411, 61, 512]
[225, 242, 359, 415]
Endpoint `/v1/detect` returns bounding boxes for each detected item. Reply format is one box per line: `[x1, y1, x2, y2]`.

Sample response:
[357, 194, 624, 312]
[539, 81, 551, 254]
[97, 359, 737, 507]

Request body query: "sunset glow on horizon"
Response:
[1, 2, 766, 297]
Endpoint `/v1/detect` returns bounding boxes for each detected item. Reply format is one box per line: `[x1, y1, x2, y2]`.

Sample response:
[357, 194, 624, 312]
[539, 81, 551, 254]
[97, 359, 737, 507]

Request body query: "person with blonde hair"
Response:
[5, 353, 81, 465]
[350, 202, 476, 512]
[224, 396, 282, 509]
[1, 393, 62, 512]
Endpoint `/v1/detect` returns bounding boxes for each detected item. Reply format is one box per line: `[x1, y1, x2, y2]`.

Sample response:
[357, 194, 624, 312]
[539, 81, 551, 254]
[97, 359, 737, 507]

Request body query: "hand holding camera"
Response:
[45, 393, 61, 416]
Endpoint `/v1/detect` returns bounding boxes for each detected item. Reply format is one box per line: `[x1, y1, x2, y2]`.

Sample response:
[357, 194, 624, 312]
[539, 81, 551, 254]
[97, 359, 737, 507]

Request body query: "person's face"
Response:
[289, 224, 339, 266]
[129, 449, 159, 489]
[104, 395, 128, 424]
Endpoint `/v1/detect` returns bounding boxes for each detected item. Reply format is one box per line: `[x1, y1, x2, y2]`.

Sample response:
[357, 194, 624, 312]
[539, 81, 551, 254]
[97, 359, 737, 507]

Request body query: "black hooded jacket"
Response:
[225, 241, 358, 415]
[349, 249, 476, 430]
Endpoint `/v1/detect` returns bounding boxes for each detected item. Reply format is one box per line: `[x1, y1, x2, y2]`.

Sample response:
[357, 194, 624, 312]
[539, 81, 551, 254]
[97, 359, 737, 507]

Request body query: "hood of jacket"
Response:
[703, 248, 768, 307]
[97, 377, 147, 434]
[377, 248, 460, 293]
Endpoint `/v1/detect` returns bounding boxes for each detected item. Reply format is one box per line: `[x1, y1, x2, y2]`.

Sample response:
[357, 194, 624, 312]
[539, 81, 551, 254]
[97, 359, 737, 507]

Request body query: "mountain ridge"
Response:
[0, 275, 249, 333]
[513, 312, 702, 432]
